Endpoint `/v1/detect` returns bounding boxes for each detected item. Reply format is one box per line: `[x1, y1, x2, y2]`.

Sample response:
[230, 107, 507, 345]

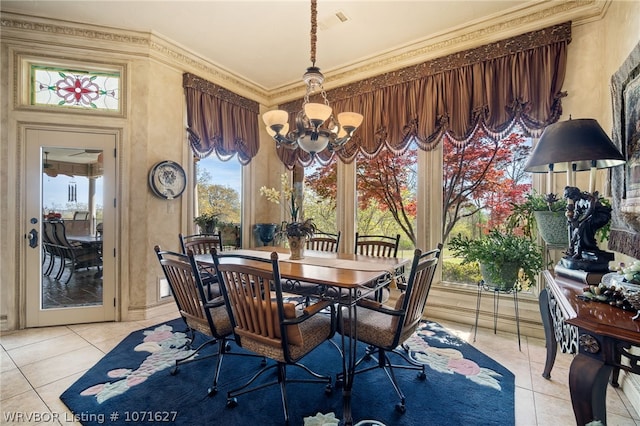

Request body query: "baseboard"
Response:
[126, 300, 177, 321]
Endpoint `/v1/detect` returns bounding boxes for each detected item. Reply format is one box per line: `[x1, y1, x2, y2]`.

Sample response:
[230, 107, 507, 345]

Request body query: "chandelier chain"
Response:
[310, 0, 317, 66]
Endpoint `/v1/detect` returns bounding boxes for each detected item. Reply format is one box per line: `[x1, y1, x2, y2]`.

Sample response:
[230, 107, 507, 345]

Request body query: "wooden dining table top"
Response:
[194, 246, 410, 290]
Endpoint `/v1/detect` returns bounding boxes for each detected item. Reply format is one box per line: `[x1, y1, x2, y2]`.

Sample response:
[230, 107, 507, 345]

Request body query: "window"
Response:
[355, 147, 418, 258]
[196, 156, 242, 249]
[441, 128, 533, 285]
[304, 158, 338, 234]
[31, 65, 120, 111]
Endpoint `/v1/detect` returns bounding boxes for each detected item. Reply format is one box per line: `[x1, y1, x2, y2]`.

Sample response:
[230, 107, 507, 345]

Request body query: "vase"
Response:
[255, 223, 278, 246]
[287, 235, 305, 260]
[534, 211, 569, 247]
[480, 262, 519, 291]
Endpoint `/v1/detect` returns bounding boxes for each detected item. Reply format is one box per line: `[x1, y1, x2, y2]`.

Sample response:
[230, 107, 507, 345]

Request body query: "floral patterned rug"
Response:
[60, 318, 514, 425]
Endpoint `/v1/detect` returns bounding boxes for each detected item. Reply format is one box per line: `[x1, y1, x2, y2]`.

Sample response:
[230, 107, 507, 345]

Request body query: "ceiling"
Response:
[0, 0, 601, 93]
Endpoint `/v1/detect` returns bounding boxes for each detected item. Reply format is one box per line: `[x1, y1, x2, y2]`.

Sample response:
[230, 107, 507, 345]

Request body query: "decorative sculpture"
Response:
[561, 186, 614, 271]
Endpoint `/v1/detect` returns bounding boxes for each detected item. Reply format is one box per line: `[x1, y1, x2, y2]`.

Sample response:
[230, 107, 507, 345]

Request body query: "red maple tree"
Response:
[443, 131, 531, 242]
[306, 130, 531, 247]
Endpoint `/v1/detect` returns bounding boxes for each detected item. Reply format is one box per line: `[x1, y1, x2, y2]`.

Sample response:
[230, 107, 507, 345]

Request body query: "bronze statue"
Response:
[562, 186, 613, 271]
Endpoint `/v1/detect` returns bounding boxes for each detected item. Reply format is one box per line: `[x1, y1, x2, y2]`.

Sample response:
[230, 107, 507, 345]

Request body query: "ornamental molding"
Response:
[1, 0, 605, 107]
[267, 0, 604, 105]
[1, 13, 268, 103]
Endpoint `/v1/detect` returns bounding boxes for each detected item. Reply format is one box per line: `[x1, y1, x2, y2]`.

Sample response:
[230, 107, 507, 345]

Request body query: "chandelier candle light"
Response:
[262, 0, 363, 156]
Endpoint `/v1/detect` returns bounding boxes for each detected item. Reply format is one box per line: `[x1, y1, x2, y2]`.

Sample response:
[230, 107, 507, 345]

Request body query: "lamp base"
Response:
[560, 250, 614, 272]
[554, 263, 609, 285]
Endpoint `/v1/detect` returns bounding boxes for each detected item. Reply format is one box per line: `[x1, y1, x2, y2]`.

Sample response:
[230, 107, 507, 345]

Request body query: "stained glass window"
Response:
[31, 65, 120, 111]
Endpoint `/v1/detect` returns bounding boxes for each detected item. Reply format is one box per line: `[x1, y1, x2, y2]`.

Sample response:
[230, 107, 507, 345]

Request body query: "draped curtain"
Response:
[183, 73, 259, 164]
[277, 22, 571, 168]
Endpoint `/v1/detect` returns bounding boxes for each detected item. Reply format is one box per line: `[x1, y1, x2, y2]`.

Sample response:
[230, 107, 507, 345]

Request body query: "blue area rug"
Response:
[60, 318, 514, 425]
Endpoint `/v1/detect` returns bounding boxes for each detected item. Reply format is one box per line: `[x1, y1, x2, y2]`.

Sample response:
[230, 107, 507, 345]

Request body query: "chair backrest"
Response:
[73, 211, 90, 220]
[212, 250, 304, 359]
[50, 220, 71, 247]
[395, 243, 442, 337]
[179, 232, 223, 255]
[354, 232, 400, 257]
[306, 230, 341, 252]
[154, 246, 226, 338]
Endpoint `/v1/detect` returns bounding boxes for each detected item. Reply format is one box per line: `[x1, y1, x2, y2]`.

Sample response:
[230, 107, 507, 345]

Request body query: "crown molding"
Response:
[1, 1, 608, 107]
[0, 12, 270, 104]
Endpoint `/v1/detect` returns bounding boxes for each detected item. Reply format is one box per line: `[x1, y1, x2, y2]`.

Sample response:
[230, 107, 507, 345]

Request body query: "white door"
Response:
[25, 127, 116, 327]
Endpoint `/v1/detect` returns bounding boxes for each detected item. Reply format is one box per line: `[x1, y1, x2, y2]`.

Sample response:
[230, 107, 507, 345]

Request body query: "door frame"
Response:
[21, 123, 120, 327]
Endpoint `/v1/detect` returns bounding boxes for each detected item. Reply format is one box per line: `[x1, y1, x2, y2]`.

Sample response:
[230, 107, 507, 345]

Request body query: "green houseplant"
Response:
[449, 229, 544, 290]
[507, 191, 611, 247]
[194, 211, 219, 233]
[507, 192, 568, 246]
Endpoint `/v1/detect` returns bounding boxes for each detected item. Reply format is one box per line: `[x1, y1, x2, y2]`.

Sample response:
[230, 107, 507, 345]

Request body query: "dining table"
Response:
[196, 246, 410, 425]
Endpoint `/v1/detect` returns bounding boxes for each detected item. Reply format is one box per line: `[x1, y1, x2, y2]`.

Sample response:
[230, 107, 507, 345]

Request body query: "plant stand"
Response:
[473, 280, 521, 351]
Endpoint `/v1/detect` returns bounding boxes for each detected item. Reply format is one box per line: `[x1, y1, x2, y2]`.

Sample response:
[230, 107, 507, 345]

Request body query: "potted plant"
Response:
[507, 191, 612, 248]
[448, 229, 544, 291]
[260, 173, 317, 259]
[284, 219, 317, 260]
[507, 192, 568, 247]
[194, 211, 219, 233]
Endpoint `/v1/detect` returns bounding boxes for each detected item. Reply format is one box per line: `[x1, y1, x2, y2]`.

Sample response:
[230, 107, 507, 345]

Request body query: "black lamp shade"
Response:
[524, 118, 625, 172]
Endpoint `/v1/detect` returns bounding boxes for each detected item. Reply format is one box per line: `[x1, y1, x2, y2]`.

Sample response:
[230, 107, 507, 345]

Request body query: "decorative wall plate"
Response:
[148, 160, 186, 199]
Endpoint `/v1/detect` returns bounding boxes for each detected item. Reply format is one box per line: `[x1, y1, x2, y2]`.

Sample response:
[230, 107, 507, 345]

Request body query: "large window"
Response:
[355, 148, 418, 258]
[196, 156, 242, 248]
[441, 129, 533, 285]
[304, 159, 338, 234]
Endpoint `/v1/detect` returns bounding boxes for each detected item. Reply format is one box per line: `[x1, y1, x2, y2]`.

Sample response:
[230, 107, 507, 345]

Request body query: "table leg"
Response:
[339, 295, 358, 426]
[569, 353, 611, 425]
[539, 289, 557, 379]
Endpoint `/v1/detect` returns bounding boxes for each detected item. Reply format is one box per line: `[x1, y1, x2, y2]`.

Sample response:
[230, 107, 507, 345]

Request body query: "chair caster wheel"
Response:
[335, 378, 343, 389]
[226, 398, 238, 408]
[395, 403, 406, 414]
[207, 387, 217, 396]
[324, 384, 333, 395]
[417, 371, 426, 380]
[170, 366, 178, 376]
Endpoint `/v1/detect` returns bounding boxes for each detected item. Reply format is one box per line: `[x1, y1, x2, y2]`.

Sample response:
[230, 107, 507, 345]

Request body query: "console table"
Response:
[540, 270, 640, 425]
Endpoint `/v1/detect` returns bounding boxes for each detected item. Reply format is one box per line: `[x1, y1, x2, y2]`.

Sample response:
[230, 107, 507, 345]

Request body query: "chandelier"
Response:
[262, 0, 363, 156]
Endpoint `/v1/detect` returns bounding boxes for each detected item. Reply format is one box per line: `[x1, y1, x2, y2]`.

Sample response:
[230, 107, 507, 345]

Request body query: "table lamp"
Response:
[524, 118, 625, 272]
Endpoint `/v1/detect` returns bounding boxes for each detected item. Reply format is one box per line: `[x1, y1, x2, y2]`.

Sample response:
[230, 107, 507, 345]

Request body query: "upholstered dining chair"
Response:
[179, 232, 223, 300]
[212, 249, 335, 425]
[339, 243, 442, 414]
[154, 246, 263, 397]
[306, 230, 341, 252]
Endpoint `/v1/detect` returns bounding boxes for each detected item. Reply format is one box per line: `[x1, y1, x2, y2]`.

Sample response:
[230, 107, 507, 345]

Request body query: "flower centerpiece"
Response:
[260, 173, 315, 259]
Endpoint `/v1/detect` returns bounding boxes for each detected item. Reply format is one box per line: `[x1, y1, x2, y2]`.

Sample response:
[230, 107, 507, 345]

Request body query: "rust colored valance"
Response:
[183, 73, 260, 164]
[277, 22, 571, 168]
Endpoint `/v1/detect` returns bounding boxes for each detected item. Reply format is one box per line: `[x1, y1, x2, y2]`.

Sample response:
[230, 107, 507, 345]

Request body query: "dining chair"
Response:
[51, 220, 102, 283]
[154, 246, 264, 397]
[338, 243, 442, 414]
[354, 232, 401, 302]
[212, 249, 335, 425]
[306, 230, 341, 252]
[179, 232, 223, 300]
[354, 232, 400, 257]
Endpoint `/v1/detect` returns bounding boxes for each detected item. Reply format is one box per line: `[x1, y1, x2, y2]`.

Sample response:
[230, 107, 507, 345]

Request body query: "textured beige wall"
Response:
[1, 2, 639, 330]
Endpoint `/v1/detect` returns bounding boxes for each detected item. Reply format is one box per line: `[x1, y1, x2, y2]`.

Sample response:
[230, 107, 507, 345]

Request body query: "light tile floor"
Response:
[2, 311, 639, 425]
